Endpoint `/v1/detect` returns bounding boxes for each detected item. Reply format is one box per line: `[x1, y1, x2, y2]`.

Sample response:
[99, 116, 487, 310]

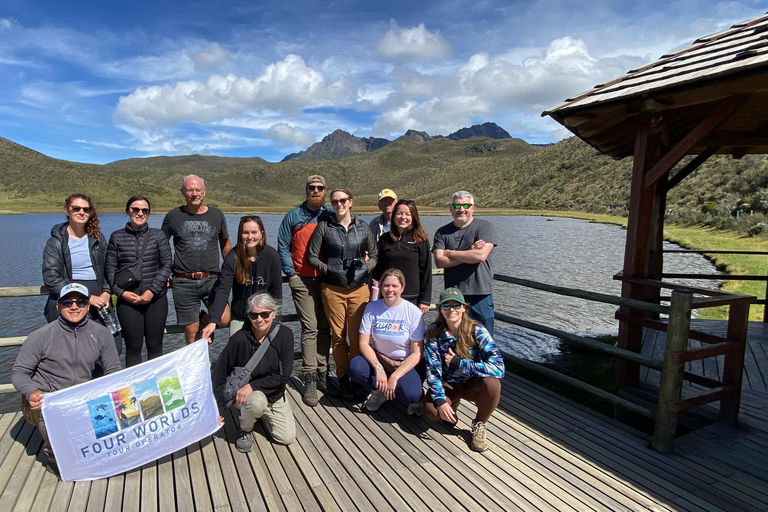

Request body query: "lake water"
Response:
[0, 212, 720, 412]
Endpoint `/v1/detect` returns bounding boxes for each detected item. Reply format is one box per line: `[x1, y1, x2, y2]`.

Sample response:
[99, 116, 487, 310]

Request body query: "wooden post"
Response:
[652, 290, 692, 453]
[763, 265, 768, 322]
[720, 302, 749, 424]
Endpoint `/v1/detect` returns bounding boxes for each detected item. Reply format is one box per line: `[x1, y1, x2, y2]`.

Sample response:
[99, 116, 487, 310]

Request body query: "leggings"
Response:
[117, 294, 168, 367]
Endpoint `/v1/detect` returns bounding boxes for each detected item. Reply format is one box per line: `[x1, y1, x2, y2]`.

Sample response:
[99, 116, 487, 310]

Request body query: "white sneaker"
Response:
[362, 390, 386, 411]
[407, 402, 424, 416]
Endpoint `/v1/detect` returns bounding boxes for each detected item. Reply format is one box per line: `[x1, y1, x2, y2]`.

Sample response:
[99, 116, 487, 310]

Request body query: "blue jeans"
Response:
[465, 294, 494, 336]
[348, 355, 425, 404]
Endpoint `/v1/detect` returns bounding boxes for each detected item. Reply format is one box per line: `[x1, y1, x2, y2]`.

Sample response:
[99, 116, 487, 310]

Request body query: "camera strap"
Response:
[242, 323, 280, 375]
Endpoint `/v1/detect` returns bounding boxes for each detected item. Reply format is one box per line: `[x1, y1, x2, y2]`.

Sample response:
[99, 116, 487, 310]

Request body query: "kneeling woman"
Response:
[212, 293, 295, 452]
[424, 288, 505, 452]
[349, 268, 426, 412]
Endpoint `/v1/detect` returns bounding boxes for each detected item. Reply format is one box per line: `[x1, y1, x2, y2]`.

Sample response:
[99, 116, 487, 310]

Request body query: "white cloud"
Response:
[189, 42, 230, 72]
[376, 22, 451, 63]
[114, 54, 357, 126]
[0, 17, 16, 31]
[266, 123, 315, 147]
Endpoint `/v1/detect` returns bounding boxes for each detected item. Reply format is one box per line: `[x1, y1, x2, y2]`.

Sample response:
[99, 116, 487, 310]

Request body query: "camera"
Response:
[343, 258, 365, 270]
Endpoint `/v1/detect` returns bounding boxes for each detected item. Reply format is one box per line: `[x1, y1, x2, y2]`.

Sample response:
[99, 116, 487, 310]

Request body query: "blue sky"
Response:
[2, 1, 767, 164]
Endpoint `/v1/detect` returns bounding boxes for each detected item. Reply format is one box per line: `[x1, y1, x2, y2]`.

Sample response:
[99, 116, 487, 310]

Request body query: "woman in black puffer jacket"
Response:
[105, 195, 173, 367]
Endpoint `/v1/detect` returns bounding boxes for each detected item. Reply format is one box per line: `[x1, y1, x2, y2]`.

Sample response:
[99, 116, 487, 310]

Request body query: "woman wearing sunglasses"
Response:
[105, 196, 173, 367]
[211, 293, 295, 452]
[349, 268, 426, 413]
[423, 287, 505, 452]
[307, 188, 378, 400]
[202, 215, 282, 341]
[373, 199, 432, 315]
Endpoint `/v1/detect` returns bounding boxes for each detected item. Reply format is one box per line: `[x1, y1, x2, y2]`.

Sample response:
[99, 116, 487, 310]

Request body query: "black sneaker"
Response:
[235, 429, 253, 453]
[316, 371, 340, 397]
[339, 375, 355, 401]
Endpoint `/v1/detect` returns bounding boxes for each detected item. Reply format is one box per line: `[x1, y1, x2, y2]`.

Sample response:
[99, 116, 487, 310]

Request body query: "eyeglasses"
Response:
[70, 206, 92, 214]
[440, 301, 463, 310]
[241, 214, 261, 222]
[331, 197, 349, 206]
[129, 207, 150, 215]
[183, 188, 204, 194]
[452, 203, 473, 210]
[248, 311, 272, 320]
[59, 298, 89, 308]
[307, 185, 325, 192]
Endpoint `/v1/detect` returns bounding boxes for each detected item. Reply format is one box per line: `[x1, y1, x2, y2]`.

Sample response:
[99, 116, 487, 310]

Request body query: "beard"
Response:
[306, 194, 325, 210]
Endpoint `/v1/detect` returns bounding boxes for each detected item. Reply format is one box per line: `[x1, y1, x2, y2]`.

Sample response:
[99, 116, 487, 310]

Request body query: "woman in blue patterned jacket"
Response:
[423, 287, 505, 453]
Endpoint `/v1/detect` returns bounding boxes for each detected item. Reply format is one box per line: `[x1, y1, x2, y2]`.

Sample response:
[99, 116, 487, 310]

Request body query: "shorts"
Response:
[171, 275, 217, 325]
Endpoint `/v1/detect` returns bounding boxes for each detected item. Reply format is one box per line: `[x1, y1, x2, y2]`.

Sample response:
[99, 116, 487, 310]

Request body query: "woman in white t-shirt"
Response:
[349, 268, 426, 413]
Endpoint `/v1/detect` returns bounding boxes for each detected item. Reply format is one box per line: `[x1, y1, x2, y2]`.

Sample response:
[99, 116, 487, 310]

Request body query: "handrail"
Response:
[492, 272, 754, 453]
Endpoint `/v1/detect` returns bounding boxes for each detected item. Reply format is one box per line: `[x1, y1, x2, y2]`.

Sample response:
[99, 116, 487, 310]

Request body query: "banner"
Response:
[43, 339, 221, 481]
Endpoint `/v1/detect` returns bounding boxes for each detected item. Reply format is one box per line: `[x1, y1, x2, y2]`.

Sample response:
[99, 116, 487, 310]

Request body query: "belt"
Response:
[174, 272, 212, 279]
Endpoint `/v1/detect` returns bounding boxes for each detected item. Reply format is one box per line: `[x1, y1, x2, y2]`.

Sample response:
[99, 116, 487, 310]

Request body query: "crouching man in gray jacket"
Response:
[11, 283, 122, 476]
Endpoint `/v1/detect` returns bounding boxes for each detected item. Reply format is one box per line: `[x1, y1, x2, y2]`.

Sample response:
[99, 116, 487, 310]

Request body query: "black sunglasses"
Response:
[70, 206, 92, 214]
[59, 298, 90, 308]
[307, 185, 325, 192]
[248, 311, 272, 320]
[440, 301, 463, 310]
[129, 207, 150, 215]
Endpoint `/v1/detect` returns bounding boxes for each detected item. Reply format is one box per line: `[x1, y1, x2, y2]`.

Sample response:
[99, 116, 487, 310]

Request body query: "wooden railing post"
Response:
[763, 262, 768, 322]
[721, 302, 749, 424]
[652, 290, 692, 453]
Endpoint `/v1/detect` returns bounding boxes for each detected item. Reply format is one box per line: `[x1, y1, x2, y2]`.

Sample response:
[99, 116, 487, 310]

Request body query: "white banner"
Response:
[42, 339, 221, 481]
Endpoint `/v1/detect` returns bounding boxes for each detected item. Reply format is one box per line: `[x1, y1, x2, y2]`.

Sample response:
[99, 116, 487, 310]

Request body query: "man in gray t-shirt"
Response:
[162, 174, 231, 344]
[433, 191, 497, 335]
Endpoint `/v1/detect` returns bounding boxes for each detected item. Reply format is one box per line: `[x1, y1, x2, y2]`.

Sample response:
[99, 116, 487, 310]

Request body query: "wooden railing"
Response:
[662, 248, 768, 321]
[492, 273, 754, 453]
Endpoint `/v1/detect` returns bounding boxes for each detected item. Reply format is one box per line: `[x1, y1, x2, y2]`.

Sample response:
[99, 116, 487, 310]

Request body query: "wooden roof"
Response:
[543, 12, 768, 159]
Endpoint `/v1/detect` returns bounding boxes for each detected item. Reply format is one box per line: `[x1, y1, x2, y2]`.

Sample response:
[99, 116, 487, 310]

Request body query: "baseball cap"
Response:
[378, 189, 397, 201]
[58, 283, 90, 301]
[438, 287, 465, 305]
[306, 175, 325, 187]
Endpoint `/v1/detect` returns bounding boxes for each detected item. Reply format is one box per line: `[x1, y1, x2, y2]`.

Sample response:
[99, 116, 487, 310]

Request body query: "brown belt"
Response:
[174, 272, 212, 279]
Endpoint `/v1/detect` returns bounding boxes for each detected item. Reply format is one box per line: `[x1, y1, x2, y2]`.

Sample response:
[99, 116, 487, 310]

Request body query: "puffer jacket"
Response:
[105, 223, 173, 297]
[307, 215, 377, 288]
[42, 222, 109, 322]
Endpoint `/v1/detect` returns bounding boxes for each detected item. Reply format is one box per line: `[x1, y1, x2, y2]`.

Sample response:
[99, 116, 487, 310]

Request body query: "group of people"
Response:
[12, 173, 506, 478]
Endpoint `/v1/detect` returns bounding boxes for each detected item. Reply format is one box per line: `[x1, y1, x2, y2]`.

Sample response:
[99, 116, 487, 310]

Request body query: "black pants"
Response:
[117, 294, 168, 367]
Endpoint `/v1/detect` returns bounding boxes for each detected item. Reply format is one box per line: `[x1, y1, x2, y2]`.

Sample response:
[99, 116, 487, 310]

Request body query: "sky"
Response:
[1, 1, 767, 164]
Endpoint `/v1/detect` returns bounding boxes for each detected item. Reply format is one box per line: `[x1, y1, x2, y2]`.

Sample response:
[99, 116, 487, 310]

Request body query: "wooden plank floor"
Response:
[0, 371, 767, 511]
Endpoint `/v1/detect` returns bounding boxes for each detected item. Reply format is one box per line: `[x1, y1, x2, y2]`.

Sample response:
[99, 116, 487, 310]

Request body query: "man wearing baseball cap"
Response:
[11, 282, 122, 476]
[369, 189, 397, 243]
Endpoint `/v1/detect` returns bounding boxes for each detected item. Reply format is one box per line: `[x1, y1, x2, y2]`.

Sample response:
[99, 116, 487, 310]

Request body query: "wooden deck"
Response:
[0, 366, 767, 511]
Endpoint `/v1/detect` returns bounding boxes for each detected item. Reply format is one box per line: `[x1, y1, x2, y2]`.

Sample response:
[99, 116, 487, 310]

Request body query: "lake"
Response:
[0, 212, 720, 412]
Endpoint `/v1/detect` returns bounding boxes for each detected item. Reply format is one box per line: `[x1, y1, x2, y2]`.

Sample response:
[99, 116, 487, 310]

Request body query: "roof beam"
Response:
[664, 147, 718, 191]
[643, 94, 750, 190]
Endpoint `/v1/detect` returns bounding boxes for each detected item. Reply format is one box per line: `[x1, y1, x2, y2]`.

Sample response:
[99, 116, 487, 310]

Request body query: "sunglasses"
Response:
[248, 311, 272, 320]
[241, 214, 262, 222]
[129, 207, 150, 215]
[70, 206, 92, 214]
[59, 298, 90, 308]
[452, 203, 473, 210]
[307, 185, 325, 192]
[331, 197, 349, 206]
[440, 301, 463, 310]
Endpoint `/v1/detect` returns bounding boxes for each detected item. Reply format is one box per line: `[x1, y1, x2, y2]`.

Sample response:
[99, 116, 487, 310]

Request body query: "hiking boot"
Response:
[317, 371, 339, 397]
[407, 402, 424, 417]
[470, 420, 489, 452]
[235, 429, 254, 453]
[339, 375, 355, 400]
[362, 390, 386, 412]
[302, 373, 318, 407]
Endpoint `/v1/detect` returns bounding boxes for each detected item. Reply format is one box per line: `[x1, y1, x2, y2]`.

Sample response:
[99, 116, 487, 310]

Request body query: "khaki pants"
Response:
[22, 399, 54, 463]
[320, 283, 369, 379]
[235, 391, 296, 445]
[289, 276, 332, 376]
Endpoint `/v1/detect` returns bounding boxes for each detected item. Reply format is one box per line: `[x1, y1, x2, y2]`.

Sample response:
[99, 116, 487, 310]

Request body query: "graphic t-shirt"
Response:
[161, 206, 229, 274]
[359, 299, 425, 360]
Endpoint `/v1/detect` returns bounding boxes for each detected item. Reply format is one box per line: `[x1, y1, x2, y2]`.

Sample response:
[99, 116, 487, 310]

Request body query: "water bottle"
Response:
[370, 279, 380, 301]
[99, 307, 122, 335]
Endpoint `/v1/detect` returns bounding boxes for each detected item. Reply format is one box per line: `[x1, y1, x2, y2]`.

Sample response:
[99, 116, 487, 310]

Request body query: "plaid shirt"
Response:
[424, 323, 505, 406]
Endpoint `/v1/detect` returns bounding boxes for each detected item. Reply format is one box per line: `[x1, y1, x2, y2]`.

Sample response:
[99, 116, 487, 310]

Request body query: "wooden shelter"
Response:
[543, 13, 768, 404]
